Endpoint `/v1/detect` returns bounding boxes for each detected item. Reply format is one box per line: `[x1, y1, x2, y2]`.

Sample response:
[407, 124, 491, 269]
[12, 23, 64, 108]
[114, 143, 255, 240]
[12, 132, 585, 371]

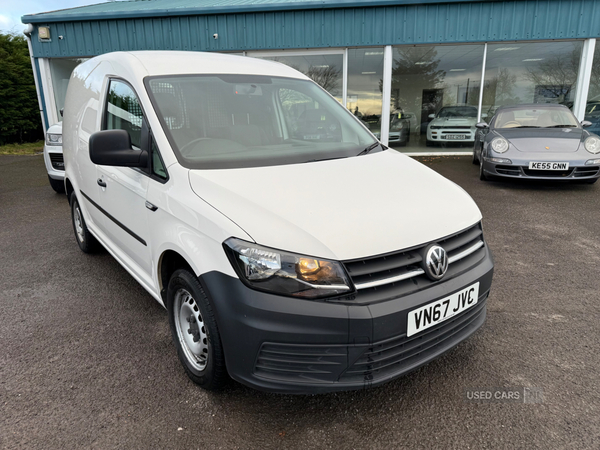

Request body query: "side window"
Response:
[105, 80, 143, 148]
[151, 140, 167, 180]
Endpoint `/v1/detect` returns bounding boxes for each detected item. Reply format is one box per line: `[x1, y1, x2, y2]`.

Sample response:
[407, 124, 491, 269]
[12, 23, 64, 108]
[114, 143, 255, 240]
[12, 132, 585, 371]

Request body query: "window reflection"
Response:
[347, 48, 384, 135]
[483, 42, 583, 117]
[257, 54, 343, 102]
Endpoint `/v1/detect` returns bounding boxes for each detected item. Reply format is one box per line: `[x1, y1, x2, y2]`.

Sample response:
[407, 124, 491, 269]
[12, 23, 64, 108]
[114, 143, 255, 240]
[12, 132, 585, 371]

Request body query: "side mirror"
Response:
[428, 114, 435, 119]
[475, 122, 489, 129]
[581, 120, 592, 128]
[89, 129, 148, 167]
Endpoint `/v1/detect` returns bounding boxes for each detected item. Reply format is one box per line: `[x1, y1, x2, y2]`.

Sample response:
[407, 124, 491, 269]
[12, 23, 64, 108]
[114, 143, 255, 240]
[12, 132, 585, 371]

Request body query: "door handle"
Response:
[145, 201, 158, 212]
[97, 178, 106, 187]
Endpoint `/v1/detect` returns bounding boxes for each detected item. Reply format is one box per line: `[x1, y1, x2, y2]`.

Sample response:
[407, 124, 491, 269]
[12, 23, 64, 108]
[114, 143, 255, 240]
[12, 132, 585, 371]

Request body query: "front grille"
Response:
[573, 166, 599, 177]
[49, 153, 64, 170]
[342, 223, 485, 305]
[253, 296, 488, 385]
[254, 343, 347, 383]
[495, 165, 521, 176]
[523, 168, 573, 177]
[339, 298, 487, 383]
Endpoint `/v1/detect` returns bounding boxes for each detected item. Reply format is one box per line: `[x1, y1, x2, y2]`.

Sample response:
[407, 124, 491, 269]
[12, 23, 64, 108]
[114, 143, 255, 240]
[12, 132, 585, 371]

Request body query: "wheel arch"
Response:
[158, 249, 198, 303]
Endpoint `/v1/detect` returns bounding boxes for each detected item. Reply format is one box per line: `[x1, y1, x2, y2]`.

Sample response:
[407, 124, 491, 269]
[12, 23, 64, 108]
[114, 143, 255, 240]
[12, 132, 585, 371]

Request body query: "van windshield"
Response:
[145, 75, 378, 169]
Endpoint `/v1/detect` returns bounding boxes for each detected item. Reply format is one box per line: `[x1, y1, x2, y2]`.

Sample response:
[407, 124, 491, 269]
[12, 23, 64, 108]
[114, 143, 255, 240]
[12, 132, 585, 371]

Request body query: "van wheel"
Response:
[70, 191, 98, 253]
[48, 176, 65, 193]
[167, 269, 227, 390]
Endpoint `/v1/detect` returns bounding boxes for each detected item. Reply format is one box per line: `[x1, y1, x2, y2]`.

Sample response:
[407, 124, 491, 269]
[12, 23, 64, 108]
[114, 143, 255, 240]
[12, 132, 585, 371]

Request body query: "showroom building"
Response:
[21, 0, 600, 154]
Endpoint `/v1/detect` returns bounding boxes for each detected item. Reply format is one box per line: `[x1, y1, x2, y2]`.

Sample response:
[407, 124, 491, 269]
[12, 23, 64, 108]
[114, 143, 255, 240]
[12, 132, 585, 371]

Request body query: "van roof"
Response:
[91, 51, 309, 79]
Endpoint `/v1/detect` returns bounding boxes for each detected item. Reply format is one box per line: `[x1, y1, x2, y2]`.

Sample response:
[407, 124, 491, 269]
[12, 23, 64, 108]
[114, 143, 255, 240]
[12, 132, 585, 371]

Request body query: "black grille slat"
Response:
[440, 227, 482, 253]
[573, 167, 599, 177]
[345, 252, 422, 277]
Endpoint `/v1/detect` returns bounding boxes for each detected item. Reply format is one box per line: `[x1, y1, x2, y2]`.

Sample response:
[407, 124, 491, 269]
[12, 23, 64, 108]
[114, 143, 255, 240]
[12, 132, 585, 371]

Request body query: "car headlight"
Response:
[584, 136, 600, 154]
[224, 238, 352, 299]
[491, 137, 509, 153]
[46, 133, 62, 146]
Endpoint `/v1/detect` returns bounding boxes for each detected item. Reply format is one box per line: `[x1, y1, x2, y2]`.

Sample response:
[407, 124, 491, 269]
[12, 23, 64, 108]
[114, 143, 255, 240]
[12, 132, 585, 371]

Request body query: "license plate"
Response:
[445, 134, 466, 140]
[407, 282, 480, 337]
[528, 162, 569, 170]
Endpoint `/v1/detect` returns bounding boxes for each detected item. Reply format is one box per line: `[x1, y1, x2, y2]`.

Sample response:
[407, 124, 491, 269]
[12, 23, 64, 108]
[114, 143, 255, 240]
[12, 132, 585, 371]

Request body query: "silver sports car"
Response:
[473, 104, 600, 184]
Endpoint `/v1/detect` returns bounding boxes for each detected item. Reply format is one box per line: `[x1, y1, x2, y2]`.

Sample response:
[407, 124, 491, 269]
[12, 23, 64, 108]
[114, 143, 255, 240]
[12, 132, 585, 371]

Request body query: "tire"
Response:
[472, 143, 480, 165]
[48, 176, 65, 193]
[426, 139, 433, 147]
[70, 191, 99, 253]
[479, 158, 488, 181]
[167, 269, 228, 390]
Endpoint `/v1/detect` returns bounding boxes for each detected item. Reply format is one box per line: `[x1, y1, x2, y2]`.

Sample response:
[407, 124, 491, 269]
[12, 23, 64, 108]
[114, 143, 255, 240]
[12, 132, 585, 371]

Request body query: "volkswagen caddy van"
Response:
[63, 51, 494, 394]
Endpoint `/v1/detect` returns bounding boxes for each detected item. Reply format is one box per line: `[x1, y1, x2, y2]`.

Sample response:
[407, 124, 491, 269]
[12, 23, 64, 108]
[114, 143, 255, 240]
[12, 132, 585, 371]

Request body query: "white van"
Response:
[63, 51, 494, 394]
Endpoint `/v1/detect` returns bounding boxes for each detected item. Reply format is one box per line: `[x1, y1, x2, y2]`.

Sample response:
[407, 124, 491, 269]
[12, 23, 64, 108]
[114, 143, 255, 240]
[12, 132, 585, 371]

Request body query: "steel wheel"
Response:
[174, 288, 209, 371]
[73, 203, 85, 244]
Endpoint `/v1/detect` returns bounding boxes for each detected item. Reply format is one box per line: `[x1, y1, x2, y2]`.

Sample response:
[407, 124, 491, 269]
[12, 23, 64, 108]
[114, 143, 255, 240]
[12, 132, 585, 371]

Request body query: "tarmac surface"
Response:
[1, 153, 599, 449]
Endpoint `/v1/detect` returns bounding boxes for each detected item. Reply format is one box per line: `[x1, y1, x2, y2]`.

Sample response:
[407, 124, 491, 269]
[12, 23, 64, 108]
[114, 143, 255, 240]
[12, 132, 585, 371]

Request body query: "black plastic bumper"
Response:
[201, 245, 494, 394]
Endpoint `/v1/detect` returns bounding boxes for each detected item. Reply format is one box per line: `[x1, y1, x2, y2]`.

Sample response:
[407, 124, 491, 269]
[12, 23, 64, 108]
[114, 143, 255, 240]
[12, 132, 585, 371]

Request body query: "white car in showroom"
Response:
[44, 122, 65, 192]
[426, 105, 481, 147]
[63, 51, 494, 394]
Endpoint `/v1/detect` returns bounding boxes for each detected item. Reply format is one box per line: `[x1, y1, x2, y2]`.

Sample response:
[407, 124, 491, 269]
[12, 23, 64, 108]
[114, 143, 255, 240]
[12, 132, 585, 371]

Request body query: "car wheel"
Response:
[167, 269, 228, 390]
[479, 158, 488, 181]
[48, 176, 65, 193]
[426, 139, 433, 147]
[70, 191, 99, 253]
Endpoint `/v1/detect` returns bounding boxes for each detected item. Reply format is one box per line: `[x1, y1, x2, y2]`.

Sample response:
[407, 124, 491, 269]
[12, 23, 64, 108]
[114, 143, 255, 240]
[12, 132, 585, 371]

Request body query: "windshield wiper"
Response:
[545, 124, 577, 128]
[357, 142, 381, 156]
[513, 126, 540, 128]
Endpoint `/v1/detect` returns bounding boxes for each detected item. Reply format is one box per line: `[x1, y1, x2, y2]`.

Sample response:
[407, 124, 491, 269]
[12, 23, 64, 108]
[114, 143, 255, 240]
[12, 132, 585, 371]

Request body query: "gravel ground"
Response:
[1, 154, 599, 449]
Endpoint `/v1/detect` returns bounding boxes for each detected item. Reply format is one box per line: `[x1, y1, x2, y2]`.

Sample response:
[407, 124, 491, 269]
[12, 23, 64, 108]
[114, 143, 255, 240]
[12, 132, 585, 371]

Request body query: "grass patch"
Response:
[0, 141, 45, 156]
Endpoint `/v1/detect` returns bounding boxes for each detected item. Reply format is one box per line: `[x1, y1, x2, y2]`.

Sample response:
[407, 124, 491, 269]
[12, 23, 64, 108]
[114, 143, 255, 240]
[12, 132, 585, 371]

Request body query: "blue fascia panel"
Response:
[27, 1, 600, 59]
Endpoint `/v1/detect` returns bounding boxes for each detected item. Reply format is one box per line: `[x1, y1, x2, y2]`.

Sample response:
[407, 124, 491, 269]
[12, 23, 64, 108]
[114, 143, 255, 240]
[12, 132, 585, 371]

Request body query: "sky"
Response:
[0, 0, 113, 34]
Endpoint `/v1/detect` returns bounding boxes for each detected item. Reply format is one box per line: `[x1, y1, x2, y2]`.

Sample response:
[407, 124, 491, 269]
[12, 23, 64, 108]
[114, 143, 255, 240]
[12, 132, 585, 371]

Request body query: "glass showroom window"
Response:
[255, 53, 344, 102]
[49, 58, 88, 122]
[388, 44, 484, 152]
[482, 41, 583, 118]
[347, 48, 384, 137]
[584, 43, 600, 134]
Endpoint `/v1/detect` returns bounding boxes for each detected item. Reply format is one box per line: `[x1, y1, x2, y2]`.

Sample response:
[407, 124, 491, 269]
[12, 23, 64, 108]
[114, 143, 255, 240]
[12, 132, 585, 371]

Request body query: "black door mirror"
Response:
[89, 129, 148, 167]
[60, 108, 64, 118]
[475, 122, 489, 129]
[581, 120, 593, 128]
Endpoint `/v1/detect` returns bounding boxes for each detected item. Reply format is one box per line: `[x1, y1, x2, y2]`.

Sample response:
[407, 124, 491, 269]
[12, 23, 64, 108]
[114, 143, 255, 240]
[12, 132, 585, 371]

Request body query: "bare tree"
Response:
[306, 65, 341, 92]
[524, 48, 580, 101]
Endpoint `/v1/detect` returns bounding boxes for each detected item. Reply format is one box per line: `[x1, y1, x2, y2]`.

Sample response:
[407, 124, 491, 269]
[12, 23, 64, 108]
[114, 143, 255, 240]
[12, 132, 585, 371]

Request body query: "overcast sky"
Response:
[0, 0, 112, 34]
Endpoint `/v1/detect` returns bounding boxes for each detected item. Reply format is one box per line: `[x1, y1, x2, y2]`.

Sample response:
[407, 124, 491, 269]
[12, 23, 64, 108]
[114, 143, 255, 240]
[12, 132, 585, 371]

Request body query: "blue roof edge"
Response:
[22, 0, 494, 24]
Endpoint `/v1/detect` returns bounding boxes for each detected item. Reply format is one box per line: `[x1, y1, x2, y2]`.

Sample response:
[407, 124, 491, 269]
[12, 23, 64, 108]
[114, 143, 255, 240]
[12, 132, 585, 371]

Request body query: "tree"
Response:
[0, 32, 43, 145]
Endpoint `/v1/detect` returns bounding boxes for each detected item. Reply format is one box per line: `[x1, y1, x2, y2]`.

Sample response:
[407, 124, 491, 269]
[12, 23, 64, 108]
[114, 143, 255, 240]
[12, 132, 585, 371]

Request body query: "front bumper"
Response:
[482, 156, 600, 181]
[43, 145, 65, 180]
[201, 245, 494, 394]
[428, 128, 475, 143]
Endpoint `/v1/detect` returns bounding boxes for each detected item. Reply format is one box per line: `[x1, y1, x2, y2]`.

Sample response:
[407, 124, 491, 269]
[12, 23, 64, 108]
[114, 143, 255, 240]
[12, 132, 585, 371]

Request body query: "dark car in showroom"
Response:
[473, 104, 600, 184]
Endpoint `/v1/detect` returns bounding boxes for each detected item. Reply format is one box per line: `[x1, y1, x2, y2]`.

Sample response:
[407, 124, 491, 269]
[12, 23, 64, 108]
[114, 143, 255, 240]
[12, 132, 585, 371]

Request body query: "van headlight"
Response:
[491, 137, 509, 153]
[46, 133, 62, 146]
[224, 238, 352, 299]
[584, 136, 600, 154]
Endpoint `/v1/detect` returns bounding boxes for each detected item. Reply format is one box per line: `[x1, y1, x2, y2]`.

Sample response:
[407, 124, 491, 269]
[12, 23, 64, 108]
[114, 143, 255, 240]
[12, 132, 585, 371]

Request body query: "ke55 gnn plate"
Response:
[528, 162, 569, 170]
[407, 283, 480, 337]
